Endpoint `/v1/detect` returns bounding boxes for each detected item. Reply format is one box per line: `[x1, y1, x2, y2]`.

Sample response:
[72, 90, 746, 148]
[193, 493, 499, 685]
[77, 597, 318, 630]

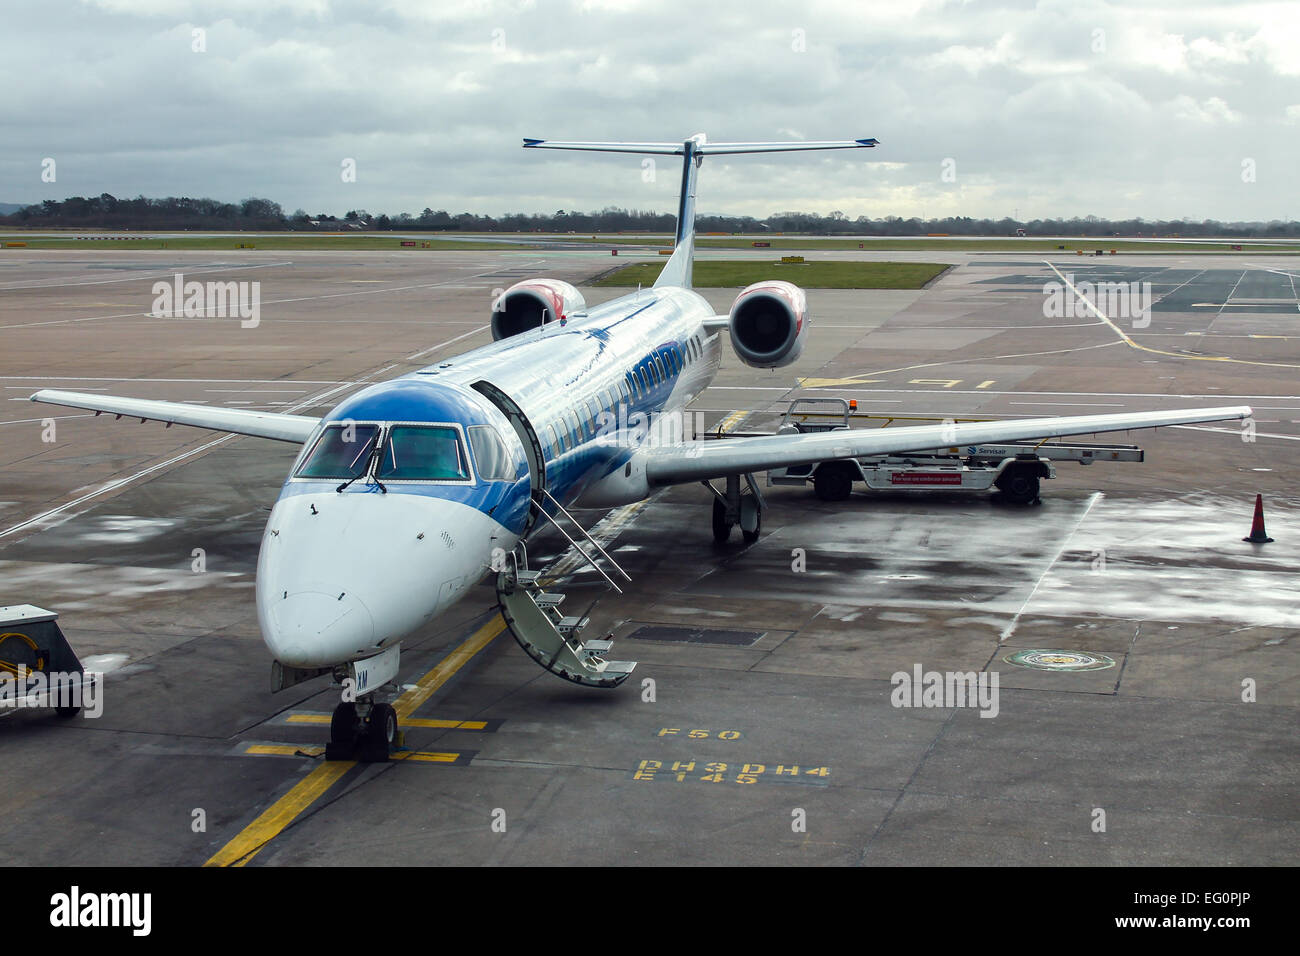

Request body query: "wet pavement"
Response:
[0, 247, 1295, 865]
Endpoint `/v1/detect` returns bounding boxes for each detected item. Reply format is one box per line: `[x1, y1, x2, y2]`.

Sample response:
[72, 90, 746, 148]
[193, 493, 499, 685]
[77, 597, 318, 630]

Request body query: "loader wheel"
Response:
[813, 462, 855, 502]
[997, 466, 1041, 505]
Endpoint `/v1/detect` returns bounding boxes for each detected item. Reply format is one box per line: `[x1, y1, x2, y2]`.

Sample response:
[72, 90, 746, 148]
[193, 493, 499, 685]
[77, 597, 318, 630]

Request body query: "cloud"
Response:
[0, 0, 1291, 221]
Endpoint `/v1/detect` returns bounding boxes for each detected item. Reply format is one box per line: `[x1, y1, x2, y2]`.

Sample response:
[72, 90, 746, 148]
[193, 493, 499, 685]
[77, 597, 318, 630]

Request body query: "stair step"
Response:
[533, 592, 565, 608]
[581, 639, 614, 654]
[602, 661, 637, 675]
[556, 615, 589, 635]
[515, 570, 543, 587]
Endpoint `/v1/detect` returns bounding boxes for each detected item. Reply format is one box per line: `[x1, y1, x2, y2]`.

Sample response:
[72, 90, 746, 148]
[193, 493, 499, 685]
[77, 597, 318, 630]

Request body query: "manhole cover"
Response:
[628, 625, 765, 647]
[1003, 649, 1116, 671]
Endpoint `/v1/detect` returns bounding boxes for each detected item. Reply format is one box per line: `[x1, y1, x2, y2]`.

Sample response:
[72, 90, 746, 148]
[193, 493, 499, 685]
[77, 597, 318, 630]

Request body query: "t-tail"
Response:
[522, 134, 879, 289]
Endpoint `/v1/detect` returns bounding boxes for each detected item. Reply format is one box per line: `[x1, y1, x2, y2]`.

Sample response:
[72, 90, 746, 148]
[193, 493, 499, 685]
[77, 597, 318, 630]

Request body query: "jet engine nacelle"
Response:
[727, 280, 808, 368]
[490, 278, 587, 341]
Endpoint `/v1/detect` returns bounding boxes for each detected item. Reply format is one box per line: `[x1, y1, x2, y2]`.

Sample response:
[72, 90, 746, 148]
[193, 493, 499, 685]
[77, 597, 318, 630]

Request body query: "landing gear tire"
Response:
[742, 507, 762, 544]
[326, 701, 360, 760]
[360, 703, 397, 763]
[813, 462, 855, 502]
[712, 497, 733, 543]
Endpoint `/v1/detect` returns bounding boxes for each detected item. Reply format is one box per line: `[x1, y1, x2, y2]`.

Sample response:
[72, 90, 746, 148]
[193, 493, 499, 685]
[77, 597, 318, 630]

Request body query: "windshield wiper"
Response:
[336, 438, 386, 494]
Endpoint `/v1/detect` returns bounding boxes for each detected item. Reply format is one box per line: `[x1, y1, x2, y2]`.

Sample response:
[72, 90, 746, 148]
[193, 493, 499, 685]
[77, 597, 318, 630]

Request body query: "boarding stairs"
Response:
[494, 491, 636, 688]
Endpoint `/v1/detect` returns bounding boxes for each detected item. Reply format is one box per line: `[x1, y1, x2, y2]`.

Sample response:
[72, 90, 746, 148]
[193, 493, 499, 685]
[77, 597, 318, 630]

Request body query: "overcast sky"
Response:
[3, 0, 1297, 222]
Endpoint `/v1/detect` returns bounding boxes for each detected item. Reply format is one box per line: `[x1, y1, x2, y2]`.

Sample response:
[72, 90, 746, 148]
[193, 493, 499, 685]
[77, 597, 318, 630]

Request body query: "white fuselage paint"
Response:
[255, 284, 729, 669]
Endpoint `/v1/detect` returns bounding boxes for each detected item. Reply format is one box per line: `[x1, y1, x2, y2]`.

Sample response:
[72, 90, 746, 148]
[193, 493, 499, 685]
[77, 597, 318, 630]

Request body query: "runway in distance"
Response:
[32, 134, 1251, 759]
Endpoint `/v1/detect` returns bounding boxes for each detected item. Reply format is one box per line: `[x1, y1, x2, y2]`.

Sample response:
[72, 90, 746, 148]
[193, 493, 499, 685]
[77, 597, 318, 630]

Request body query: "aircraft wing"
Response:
[31, 389, 321, 443]
[644, 405, 1253, 485]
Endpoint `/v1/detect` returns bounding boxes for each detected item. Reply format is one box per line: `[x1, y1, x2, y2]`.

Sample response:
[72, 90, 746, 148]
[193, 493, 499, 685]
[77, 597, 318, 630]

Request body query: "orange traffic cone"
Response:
[1243, 494, 1274, 543]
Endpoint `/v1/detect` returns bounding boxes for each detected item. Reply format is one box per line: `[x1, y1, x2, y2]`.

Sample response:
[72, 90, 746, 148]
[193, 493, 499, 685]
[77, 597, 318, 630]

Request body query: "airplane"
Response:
[31, 133, 1251, 760]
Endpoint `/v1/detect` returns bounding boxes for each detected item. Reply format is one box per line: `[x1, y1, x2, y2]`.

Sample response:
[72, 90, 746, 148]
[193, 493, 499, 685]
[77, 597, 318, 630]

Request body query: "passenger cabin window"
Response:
[377, 425, 470, 481]
[468, 425, 514, 481]
[296, 423, 379, 479]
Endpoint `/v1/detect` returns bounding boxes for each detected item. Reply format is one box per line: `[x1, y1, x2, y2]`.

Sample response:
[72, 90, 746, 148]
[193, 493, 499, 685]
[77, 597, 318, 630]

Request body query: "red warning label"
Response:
[890, 472, 963, 485]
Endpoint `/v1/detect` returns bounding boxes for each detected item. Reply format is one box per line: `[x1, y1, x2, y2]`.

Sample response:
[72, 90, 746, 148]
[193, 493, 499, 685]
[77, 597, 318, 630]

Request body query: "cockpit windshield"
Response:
[376, 425, 471, 481]
[295, 423, 379, 479]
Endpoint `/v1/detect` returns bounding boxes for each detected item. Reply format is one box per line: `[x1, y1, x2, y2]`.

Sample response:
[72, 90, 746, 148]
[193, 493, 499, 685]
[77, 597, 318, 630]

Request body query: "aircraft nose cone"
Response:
[262, 588, 374, 667]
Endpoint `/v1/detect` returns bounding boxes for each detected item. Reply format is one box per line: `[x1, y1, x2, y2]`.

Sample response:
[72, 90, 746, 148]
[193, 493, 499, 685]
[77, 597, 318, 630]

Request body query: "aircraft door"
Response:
[471, 380, 546, 532]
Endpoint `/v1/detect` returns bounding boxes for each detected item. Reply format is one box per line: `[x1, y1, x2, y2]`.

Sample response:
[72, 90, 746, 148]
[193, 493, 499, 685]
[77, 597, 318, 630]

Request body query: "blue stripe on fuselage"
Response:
[538, 334, 686, 503]
[278, 475, 532, 535]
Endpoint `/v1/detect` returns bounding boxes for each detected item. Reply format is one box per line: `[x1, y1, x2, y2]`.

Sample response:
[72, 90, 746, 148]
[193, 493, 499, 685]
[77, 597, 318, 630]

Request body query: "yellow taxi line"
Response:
[393, 616, 506, 720]
[204, 758, 354, 867]
[285, 713, 488, 730]
[243, 743, 461, 763]
[203, 614, 506, 867]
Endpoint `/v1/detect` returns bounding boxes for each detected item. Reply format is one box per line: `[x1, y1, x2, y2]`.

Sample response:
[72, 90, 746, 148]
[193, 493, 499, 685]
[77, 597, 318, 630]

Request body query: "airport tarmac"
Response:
[0, 246, 1295, 865]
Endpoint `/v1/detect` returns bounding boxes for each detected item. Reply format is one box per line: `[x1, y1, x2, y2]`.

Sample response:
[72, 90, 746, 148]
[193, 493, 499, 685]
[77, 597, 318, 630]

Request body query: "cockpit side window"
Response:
[468, 425, 514, 481]
[295, 423, 379, 479]
[377, 425, 471, 481]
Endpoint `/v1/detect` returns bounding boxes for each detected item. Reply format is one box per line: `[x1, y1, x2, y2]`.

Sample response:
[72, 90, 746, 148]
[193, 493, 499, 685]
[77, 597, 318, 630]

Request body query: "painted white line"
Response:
[1008, 402, 1124, 407]
[0, 414, 95, 427]
[1171, 424, 1300, 441]
[0, 376, 354, 385]
[0, 435, 238, 539]
[0, 260, 292, 292]
[0, 261, 539, 330]
[999, 491, 1103, 644]
[405, 325, 490, 361]
[0, 381, 353, 540]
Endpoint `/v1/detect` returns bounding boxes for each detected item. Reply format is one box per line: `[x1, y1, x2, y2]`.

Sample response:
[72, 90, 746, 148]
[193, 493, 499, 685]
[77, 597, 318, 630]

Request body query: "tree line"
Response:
[4, 193, 1297, 237]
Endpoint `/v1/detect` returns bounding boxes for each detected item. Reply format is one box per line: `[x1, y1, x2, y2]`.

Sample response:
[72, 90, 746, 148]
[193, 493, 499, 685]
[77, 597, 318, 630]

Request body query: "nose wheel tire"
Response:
[360, 703, 398, 762]
[326, 702, 360, 760]
[330, 702, 358, 744]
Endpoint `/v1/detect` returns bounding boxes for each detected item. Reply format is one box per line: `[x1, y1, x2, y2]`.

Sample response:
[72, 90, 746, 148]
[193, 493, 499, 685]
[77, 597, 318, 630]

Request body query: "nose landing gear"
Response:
[326, 699, 400, 762]
[321, 644, 403, 762]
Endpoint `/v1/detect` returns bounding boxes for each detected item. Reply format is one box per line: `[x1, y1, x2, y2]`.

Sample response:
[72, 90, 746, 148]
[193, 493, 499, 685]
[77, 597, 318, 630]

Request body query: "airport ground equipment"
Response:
[0, 605, 98, 718]
[495, 534, 637, 688]
[764, 398, 1144, 504]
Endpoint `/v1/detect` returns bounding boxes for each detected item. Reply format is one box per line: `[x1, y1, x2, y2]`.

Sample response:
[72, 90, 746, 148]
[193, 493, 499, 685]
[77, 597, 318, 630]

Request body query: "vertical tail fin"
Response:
[522, 135, 878, 290]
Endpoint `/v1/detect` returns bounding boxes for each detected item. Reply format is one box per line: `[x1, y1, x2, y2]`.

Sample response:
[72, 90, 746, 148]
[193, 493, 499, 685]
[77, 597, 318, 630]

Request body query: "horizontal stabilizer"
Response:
[523, 134, 878, 292]
[522, 138, 879, 156]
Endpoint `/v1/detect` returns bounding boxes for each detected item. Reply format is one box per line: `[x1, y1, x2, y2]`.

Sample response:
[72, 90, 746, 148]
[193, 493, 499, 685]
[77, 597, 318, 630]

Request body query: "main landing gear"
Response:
[704, 473, 765, 544]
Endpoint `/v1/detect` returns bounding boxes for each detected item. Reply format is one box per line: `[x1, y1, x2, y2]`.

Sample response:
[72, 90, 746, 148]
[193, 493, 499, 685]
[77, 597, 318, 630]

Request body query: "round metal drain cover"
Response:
[1003, 649, 1116, 671]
